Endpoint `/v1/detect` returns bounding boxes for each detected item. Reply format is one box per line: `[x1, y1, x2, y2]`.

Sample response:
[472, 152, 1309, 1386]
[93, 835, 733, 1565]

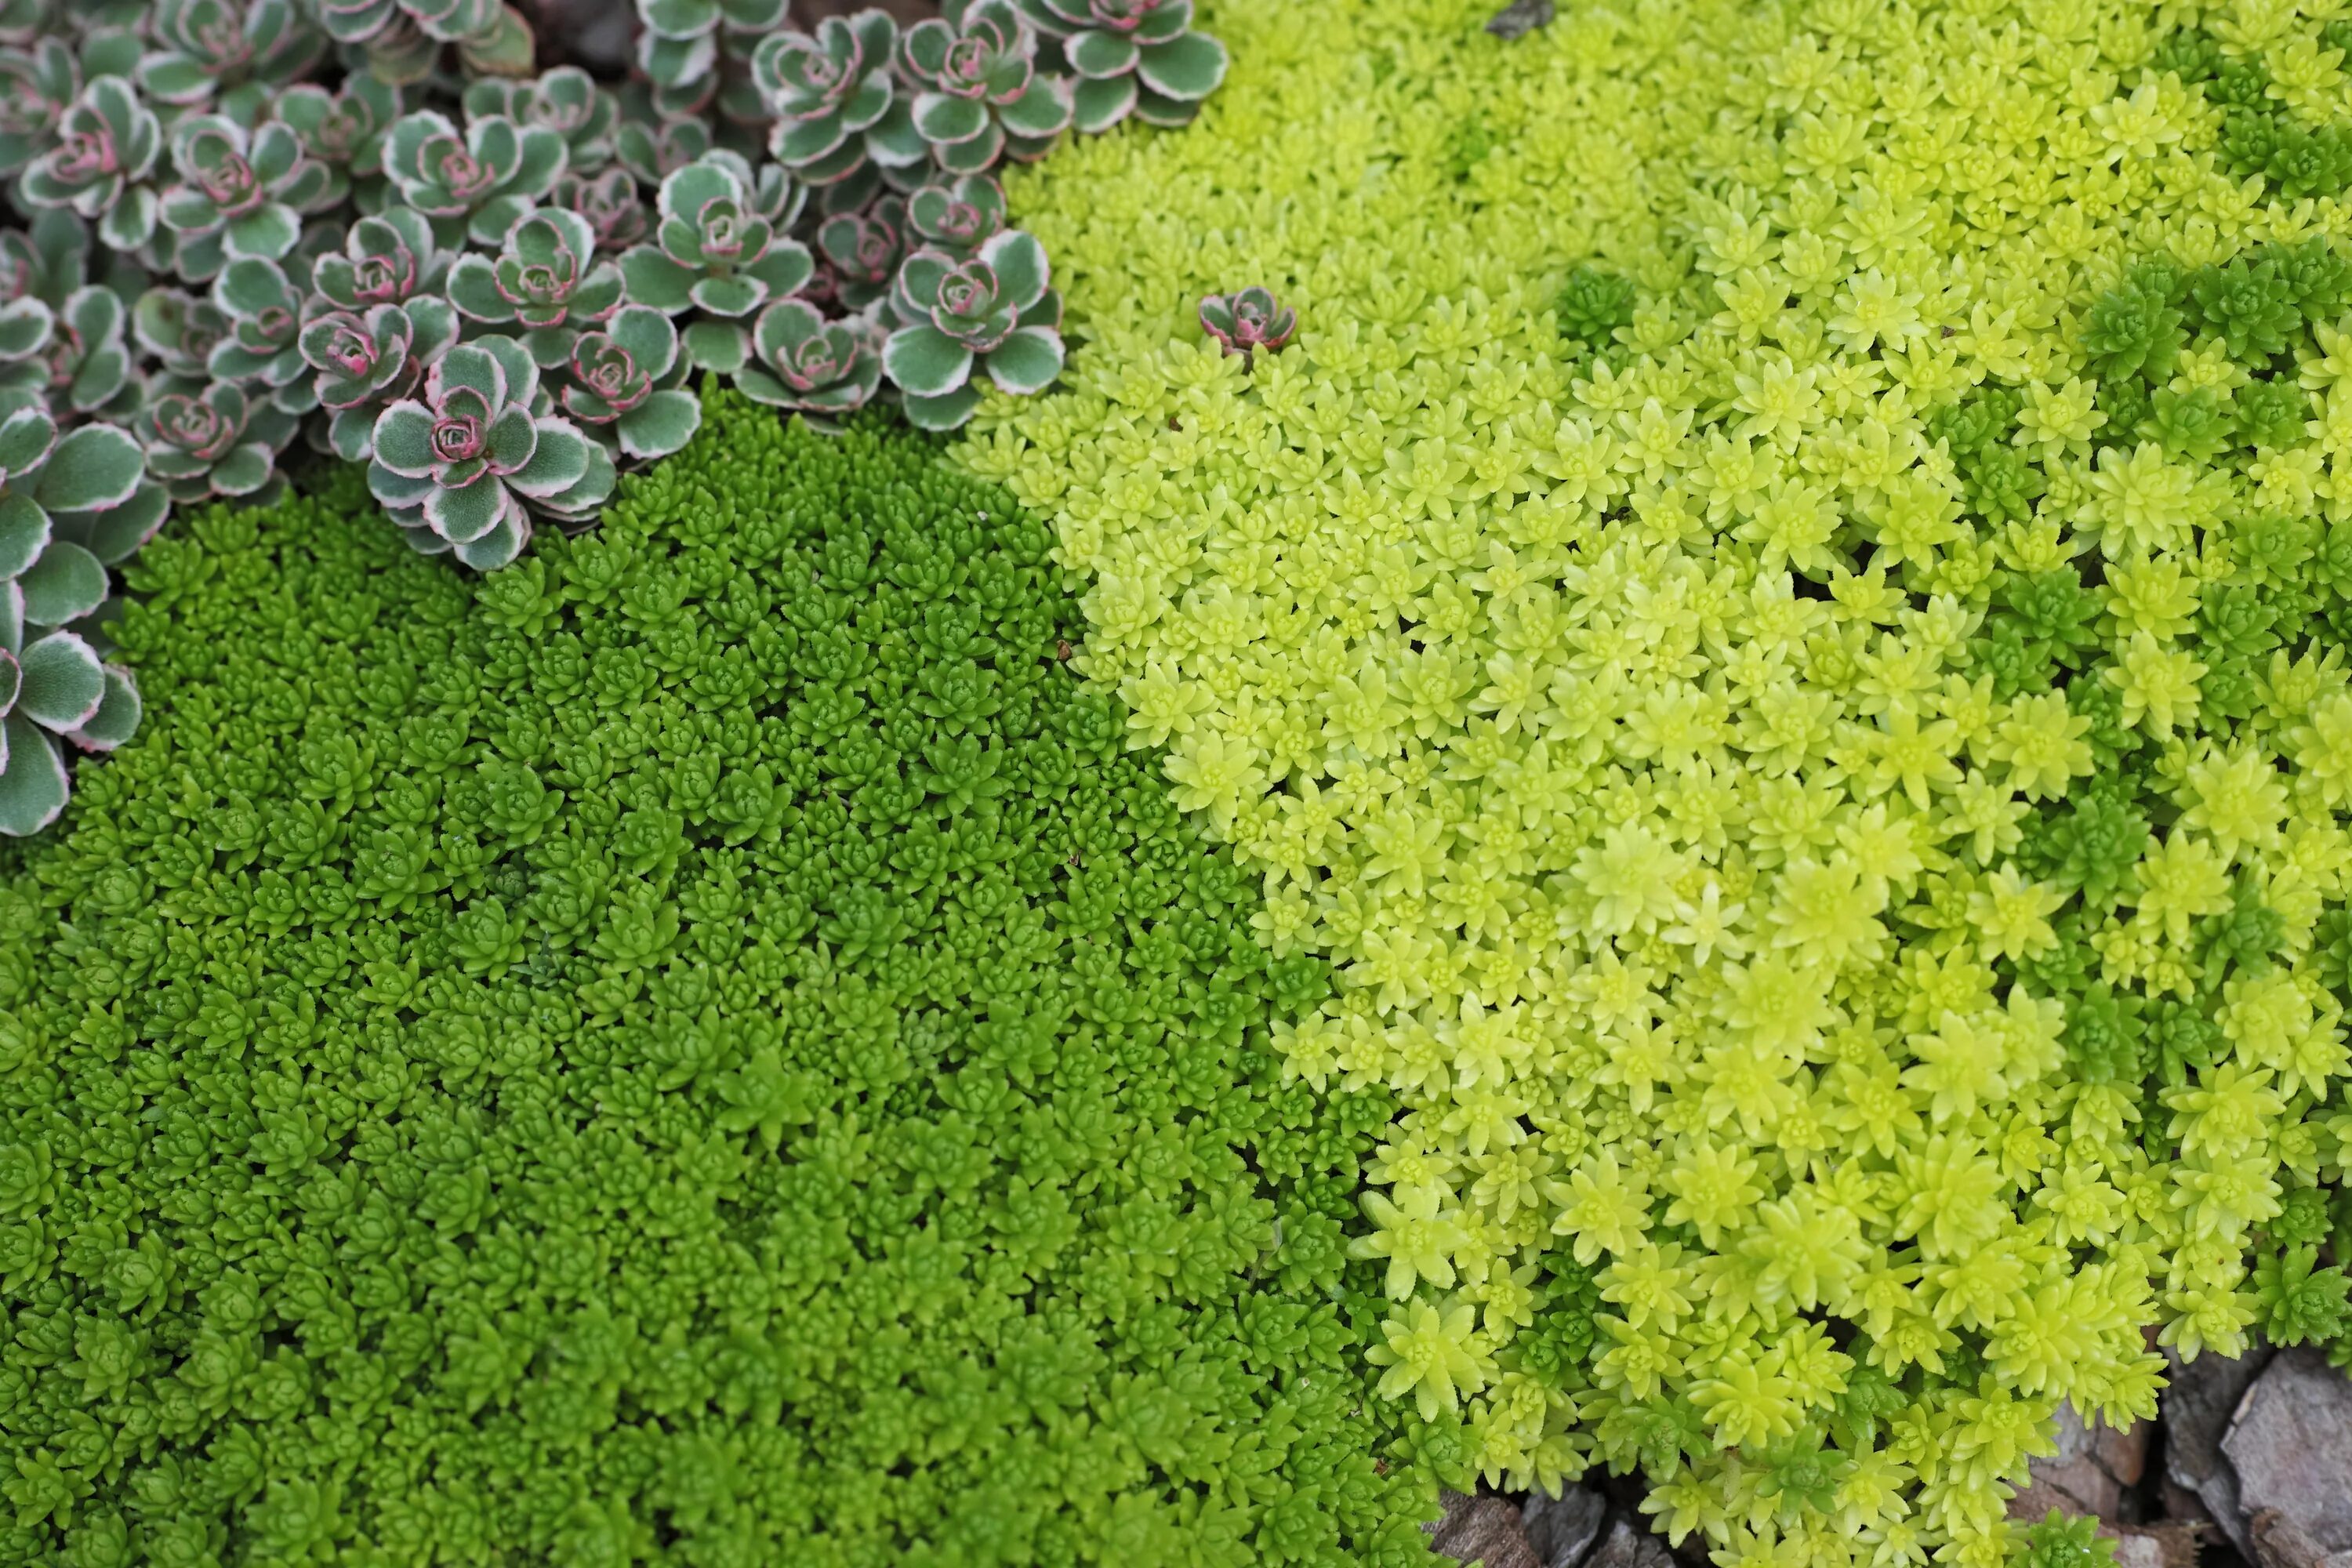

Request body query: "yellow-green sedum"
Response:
[956, 0, 2352, 1560]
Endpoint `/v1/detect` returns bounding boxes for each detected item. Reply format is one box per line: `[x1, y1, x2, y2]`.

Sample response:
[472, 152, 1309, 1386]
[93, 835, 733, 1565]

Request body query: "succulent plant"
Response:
[132, 288, 228, 380]
[313, 0, 406, 48]
[620, 154, 814, 372]
[613, 109, 713, 188]
[158, 114, 337, 272]
[0, 284, 135, 418]
[310, 205, 456, 320]
[447, 206, 622, 366]
[0, 0, 1224, 594]
[298, 301, 445, 460]
[0, 35, 81, 177]
[383, 108, 567, 246]
[898, 0, 1074, 174]
[556, 304, 700, 459]
[0, 209, 89, 314]
[905, 172, 1007, 259]
[634, 0, 788, 117]
[883, 228, 1062, 429]
[1012, 0, 1227, 131]
[272, 74, 404, 185]
[450, 3, 537, 79]
[308, 0, 443, 81]
[136, 0, 328, 115]
[729, 150, 810, 229]
[366, 336, 613, 568]
[463, 66, 619, 174]
[752, 11, 925, 188]
[206, 256, 311, 406]
[18, 74, 162, 252]
[1199, 285, 1295, 363]
[0, 391, 158, 688]
[346, 18, 441, 86]
[0, 619, 140, 835]
[139, 376, 298, 503]
[321, 0, 532, 75]
[741, 296, 882, 415]
[551, 166, 652, 253]
[815, 198, 902, 310]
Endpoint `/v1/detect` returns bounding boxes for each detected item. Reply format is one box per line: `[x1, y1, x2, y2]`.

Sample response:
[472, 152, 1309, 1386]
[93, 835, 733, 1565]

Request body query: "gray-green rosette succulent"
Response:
[315, 0, 535, 81]
[751, 10, 924, 190]
[0, 209, 90, 315]
[898, 0, 1073, 174]
[556, 304, 700, 460]
[131, 288, 227, 381]
[448, 205, 622, 367]
[0, 283, 133, 419]
[882, 227, 1062, 430]
[383, 107, 566, 246]
[367, 336, 613, 569]
[906, 172, 1007, 259]
[0, 617, 140, 836]
[815, 198, 901, 310]
[1013, 0, 1227, 131]
[0, 388, 158, 830]
[136, 0, 327, 115]
[740, 296, 881, 415]
[207, 256, 312, 408]
[138, 377, 298, 503]
[634, 0, 787, 118]
[552, 165, 652, 254]
[18, 74, 162, 251]
[0, 390, 153, 614]
[613, 103, 713, 187]
[272, 74, 404, 187]
[0, 34, 84, 179]
[310, 205, 456, 318]
[158, 114, 336, 275]
[463, 66, 618, 174]
[619, 153, 813, 373]
[298, 299, 447, 461]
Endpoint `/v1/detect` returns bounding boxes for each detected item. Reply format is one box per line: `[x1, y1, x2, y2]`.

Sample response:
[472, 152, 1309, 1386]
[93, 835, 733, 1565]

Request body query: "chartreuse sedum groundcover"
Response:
[16, 0, 2352, 1561]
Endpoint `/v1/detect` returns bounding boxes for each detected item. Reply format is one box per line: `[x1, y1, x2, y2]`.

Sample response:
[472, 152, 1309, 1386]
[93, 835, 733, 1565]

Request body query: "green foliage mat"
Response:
[0, 391, 1439, 1568]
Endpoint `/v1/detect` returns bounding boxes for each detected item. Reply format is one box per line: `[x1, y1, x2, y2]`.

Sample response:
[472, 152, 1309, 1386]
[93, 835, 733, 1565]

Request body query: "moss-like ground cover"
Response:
[960, 0, 2352, 1557]
[0, 390, 1440, 1568]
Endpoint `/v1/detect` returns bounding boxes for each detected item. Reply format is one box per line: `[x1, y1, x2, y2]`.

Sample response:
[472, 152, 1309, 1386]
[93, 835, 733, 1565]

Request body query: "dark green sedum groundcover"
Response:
[0, 391, 1451, 1568]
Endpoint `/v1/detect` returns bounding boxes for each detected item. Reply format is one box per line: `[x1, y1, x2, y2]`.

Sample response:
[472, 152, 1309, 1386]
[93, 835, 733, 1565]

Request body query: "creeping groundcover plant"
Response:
[28, 0, 2352, 1562]
[955, 0, 2352, 1560]
[0, 391, 1440, 1565]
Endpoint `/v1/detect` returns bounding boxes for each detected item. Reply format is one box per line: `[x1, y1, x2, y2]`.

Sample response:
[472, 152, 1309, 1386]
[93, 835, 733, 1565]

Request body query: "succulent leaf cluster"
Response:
[0, 387, 143, 831]
[0, 0, 1229, 826]
[0, 389, 1443, 1565]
